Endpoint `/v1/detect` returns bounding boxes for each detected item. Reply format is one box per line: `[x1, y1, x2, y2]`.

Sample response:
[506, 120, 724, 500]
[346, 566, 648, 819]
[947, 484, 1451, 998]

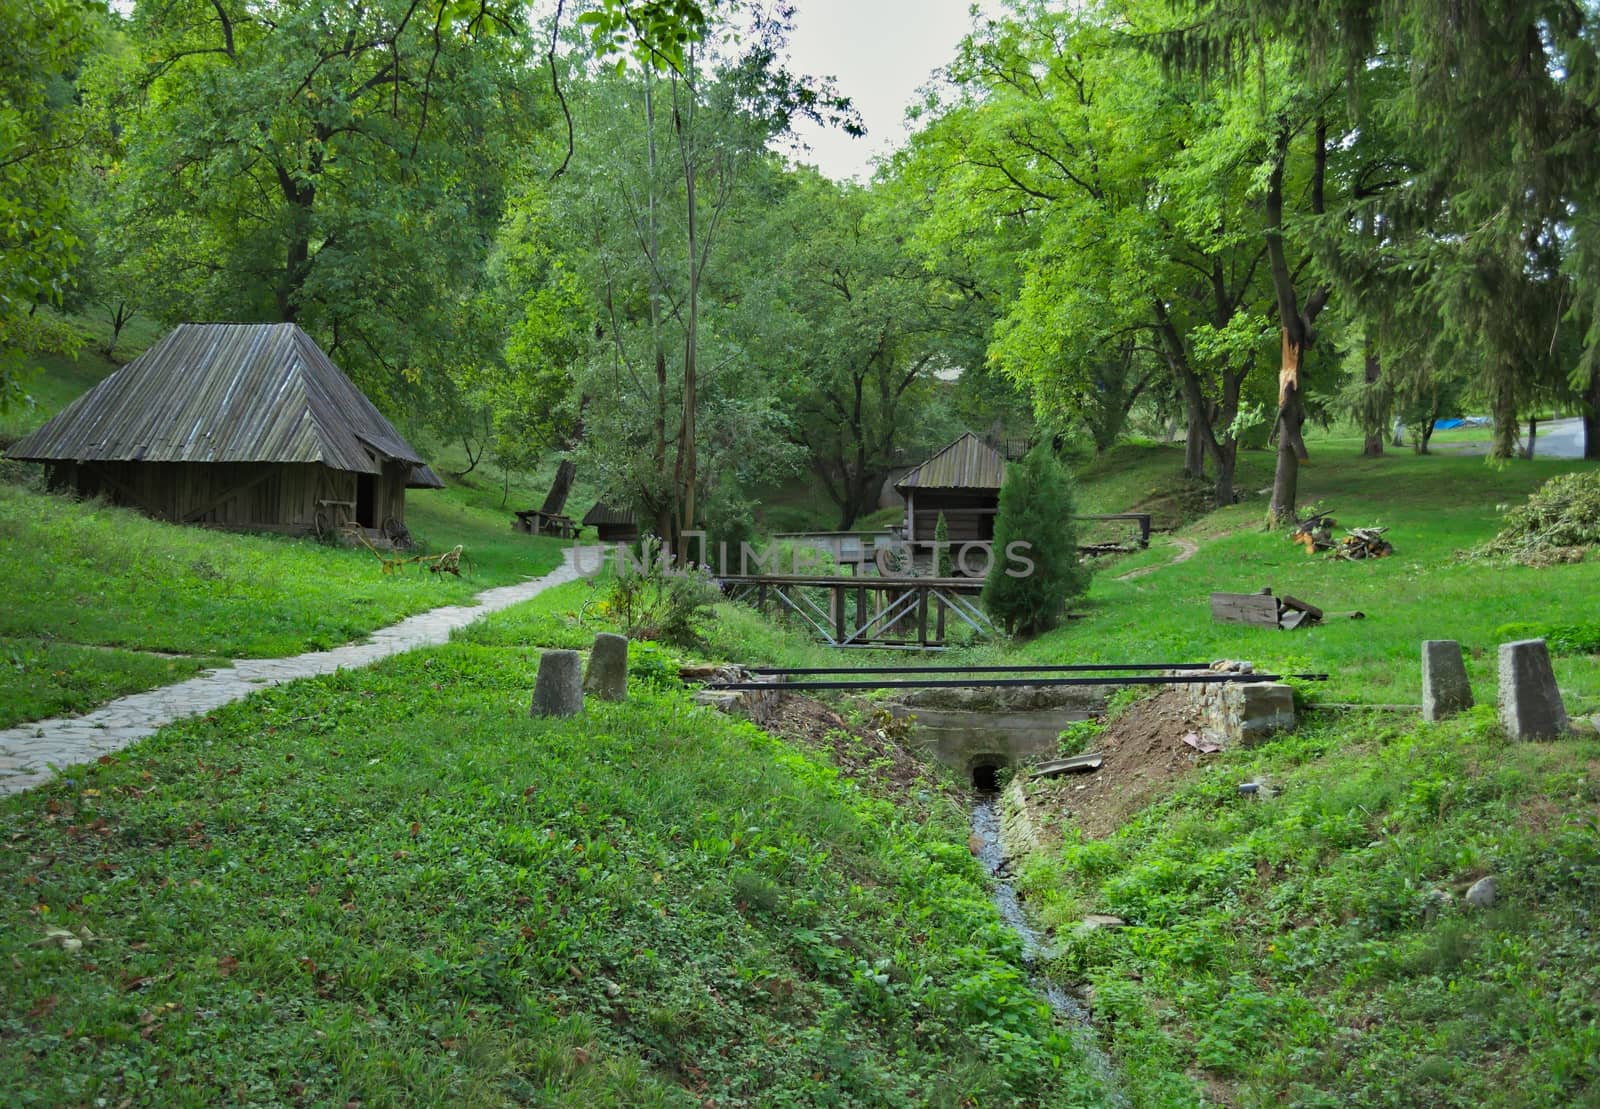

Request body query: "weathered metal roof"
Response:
[582, 502, 636, 527]
[894, 432, 1007, 492]
[7, 323, 427, 475]
[406, 463, 446, 489]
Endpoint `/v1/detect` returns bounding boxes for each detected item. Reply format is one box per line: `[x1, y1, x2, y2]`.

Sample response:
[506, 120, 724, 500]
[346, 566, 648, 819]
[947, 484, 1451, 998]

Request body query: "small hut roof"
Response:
[582, 502, 636, 527]
[406, 463, 446, 489]
[894, 432, 1006, 492]
[8, 323, 427, 475]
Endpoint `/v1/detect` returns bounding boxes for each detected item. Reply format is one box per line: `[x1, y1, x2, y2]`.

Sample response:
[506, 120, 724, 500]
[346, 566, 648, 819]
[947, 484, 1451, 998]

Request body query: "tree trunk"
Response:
[1416, 417, 1436, 454]
[1584, 370, 1600, 460]
[1490, 374, 1519, 460]
[1524, 415, 1537, 459]
[1362, 346, 1384, 457]
[1183, 410, 1207, 478]
[1213, 439, 1237, 506]
[1268, 331, 1309, 526]
[1270, 386, 1304, 526]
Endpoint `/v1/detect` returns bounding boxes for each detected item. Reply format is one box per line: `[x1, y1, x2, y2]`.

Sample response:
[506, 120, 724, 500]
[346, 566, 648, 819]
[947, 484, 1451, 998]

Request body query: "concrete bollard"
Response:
[584, 633, 630, 702]
[1421, 640, 1474, 722]
[1497, 639, 1569, 740]
[530, 650, 584, 718]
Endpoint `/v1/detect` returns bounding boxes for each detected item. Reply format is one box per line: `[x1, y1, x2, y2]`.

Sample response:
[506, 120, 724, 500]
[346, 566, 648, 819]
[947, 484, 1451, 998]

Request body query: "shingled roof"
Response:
[8, 323, 428, 476]
[894, 432, 1007, 492]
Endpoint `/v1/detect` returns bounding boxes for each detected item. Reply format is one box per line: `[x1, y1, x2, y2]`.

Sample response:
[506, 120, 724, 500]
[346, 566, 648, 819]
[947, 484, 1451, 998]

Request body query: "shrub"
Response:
[983, 445, 1089, 636]
[603, 536, 721, 647]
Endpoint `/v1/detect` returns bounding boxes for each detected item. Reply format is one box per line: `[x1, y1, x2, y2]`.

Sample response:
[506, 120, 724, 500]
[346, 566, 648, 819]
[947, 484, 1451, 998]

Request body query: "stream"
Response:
[970, 797, 1127, 1104]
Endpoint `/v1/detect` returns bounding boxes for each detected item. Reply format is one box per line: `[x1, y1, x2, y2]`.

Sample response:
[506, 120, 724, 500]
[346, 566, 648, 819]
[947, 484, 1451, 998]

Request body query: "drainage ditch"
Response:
[969, 792, 1126, 1103]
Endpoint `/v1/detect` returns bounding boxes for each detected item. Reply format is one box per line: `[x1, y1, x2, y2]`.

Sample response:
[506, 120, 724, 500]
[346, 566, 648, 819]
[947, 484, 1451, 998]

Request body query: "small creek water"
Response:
[970, 797, 1127, 1104]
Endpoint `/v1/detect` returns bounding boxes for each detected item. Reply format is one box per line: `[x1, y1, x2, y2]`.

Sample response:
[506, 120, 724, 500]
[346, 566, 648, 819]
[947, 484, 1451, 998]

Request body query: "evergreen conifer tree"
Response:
[934, 512, 953, 578]
[983, 446, 1088, 636]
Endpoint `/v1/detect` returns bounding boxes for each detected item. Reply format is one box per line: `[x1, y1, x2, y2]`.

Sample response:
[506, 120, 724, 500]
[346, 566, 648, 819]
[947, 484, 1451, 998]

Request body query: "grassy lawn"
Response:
[0, 589, 1111, 1107]
[0, 484, 567, 724]
[1003, 446, 1600, 712]
[0, 640, 225, 730]
[1018, 706, 1600, 1106]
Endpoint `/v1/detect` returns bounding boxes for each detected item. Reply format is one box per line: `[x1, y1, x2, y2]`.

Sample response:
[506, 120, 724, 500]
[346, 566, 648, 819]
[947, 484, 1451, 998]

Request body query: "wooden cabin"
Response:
[895, 432, 1006, 546]
[582, 502, 640, 543]
[6, 323, 442, 545]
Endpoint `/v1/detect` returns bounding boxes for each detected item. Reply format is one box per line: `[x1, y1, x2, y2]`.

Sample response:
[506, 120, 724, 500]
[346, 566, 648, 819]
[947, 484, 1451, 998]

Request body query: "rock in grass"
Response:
[584, 633, 629, 702]
[1465, 876, 1498, 909]
[1421, 888, 1454, 920]
[1498, 639, 1569, 740]
[531, 650, 583, 718]
[1421, 640, 1474, 722]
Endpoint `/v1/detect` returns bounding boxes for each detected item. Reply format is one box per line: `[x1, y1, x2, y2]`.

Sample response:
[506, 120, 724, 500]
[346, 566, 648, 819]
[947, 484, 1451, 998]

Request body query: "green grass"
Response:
[0, 483, 567, 723]
[0, 605, 1111, 1107]
[0, 639, 225, 730]
[0, 311, 161, 446]
[1007, 446, 1600, 711]
[1016, 707, 1600, 1106]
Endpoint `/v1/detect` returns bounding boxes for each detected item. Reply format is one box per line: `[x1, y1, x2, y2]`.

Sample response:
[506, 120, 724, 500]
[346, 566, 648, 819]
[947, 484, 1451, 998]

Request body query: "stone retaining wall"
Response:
[686, 666, 785, 726]
[1173, 661, 1297, 748]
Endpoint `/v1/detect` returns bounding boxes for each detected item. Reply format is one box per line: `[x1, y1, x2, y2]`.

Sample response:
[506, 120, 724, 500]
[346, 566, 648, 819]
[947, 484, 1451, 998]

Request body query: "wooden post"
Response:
[917, 586, 930, 646]
[936, 596, 946, 644]
[757, 582, 767, 612]
[833, 582, 848, 644]
[856, 585, 867, 631]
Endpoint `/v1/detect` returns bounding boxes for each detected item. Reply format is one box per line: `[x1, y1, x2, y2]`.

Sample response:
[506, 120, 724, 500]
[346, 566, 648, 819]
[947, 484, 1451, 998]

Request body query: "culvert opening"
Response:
[970, 758, 1008, 792]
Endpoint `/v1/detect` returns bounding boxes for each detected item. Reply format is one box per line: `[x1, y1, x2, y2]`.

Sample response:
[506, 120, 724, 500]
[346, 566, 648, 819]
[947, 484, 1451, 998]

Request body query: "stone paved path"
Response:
[0, 546, 605, 797]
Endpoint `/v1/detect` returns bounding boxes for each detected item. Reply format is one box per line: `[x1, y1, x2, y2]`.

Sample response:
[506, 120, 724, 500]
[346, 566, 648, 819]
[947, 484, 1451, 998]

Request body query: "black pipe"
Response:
[747, 662, 1218, 676]
[702, 672, 1329, 692]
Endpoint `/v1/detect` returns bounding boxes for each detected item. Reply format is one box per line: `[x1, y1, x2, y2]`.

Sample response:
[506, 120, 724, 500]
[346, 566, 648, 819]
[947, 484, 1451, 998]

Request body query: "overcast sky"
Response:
[779, 0, 1000, 182]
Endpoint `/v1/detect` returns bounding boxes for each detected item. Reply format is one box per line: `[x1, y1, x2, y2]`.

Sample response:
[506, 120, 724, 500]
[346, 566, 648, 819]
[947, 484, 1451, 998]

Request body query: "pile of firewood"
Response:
[1334, 526, 1393, 560]
[1290, 511, 1393, 559]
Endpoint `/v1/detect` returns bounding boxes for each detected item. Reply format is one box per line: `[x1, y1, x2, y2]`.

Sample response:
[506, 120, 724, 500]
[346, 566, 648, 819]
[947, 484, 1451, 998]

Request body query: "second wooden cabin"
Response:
[895, 432, 1007, 546]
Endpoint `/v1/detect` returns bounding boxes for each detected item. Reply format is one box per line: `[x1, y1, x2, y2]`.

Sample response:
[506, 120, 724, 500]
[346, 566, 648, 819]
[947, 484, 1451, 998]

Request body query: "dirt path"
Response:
[1115, 536, 1199, 581]
[0, 546, 604, 797]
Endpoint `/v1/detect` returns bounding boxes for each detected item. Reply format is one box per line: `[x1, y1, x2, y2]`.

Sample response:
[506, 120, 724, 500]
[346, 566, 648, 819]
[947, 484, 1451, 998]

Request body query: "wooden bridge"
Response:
[718, 574, 994, 649]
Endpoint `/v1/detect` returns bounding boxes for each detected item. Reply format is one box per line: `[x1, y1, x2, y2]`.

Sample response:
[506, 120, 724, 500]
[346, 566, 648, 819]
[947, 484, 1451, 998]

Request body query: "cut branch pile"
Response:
[1474, 471, 1600, 566]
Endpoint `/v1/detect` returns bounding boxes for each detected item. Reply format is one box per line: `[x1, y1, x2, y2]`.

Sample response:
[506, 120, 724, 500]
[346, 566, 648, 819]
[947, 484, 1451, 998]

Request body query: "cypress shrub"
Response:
[983, 445, 1089, 636]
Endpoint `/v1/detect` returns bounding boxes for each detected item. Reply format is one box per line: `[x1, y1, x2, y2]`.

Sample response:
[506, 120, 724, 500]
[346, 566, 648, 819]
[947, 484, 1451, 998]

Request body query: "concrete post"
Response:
[1421, 640, 1474, 722]
[1498, 639, 1569, 740]
[584, 633, 630, 702]
[530, 650, 584, 718]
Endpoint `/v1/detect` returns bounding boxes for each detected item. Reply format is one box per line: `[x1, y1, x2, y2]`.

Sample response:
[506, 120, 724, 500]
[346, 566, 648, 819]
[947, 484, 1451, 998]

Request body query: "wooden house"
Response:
[6, 323, 442, 544]
[895, 432, 1006, 545]
[582, 502, 639, 543]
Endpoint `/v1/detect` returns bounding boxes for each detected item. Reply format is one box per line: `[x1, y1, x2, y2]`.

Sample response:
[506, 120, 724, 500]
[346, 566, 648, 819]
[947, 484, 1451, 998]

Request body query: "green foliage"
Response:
[934, 512, 953, 579]
[1026, 710, 1600, 1106]
[0, 638, 218, 730]
[100, 0, 532, 405]
[1476, 471, 1600, 563]
[601, 538, 720, 648]
[0, 482, 566, 725]
[0, 0, 99, 408]
[0, 614, 1111, 1105]
[983, 447, 1089, 637]
[1056, 719, 1104, 757]
[1493, 622, 1600, 658]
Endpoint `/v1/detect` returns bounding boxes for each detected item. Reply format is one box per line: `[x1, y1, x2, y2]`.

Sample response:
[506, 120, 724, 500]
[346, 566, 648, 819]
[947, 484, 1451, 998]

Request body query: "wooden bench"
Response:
[1076, 513, 1152, 547]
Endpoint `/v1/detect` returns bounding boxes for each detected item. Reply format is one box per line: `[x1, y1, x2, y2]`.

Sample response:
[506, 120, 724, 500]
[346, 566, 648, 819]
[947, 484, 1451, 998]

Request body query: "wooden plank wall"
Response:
[47, 461, 409, 534]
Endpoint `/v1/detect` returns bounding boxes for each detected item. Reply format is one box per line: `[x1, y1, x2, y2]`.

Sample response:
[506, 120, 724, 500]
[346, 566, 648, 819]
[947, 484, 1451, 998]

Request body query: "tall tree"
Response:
[905, 1, 1282, 505]
[768, 175, 966, 528]
[0, 0, 103, 407]
[109, 0, 535, 400]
